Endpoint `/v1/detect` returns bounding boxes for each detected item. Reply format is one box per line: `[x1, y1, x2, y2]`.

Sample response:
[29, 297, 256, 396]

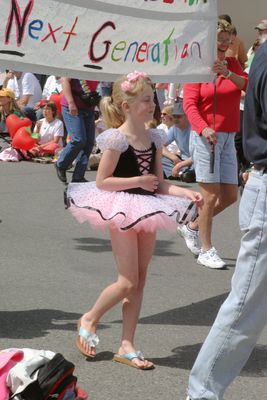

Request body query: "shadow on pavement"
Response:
[138, 293, 229, 326]
[73, 237, 183, 257]
[0, 309, 109, 339]
[88, 351, 114, 363]
[151, 343, 267, 377]
[73, 237, 111, 253]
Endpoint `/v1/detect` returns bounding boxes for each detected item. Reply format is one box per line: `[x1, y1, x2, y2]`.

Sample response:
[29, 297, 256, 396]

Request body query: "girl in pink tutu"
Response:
[65, 71, 203, 369]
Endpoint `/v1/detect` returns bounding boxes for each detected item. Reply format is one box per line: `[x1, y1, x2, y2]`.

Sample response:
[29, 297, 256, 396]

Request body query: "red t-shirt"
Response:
[183, 57, 248, 134]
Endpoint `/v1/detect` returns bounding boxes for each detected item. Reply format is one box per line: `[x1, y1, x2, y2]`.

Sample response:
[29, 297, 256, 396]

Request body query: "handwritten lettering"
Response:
[89, 21, 116, 63]
[2, 0, 205, 71]
[88, 23, 202, 66]
[5, 0, 34, 46]
[144, 0, 207, 4]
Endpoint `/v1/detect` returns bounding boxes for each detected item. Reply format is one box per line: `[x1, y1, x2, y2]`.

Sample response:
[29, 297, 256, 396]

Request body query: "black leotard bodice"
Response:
[113, 142, 156, 195]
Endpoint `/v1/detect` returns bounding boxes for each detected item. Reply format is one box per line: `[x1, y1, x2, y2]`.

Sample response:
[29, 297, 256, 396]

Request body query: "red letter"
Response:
[136, 42, 148, 63]
[41, 23, 63, 43]
[181, 43, 189, 58]
[63, 17, 78, 51]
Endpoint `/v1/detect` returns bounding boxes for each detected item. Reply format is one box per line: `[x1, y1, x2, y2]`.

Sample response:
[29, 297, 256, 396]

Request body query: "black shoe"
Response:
[55, 163, 67, 183]
[71, 178, 88, 183]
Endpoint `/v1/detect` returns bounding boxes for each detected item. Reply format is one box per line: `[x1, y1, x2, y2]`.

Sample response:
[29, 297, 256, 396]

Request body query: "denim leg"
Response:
[58, 107, 95, 180]
[72, 109, 95, 180]
[57, 106, 85, 170]
[162, 156, 174, 178]
[188, 171, 267, 400]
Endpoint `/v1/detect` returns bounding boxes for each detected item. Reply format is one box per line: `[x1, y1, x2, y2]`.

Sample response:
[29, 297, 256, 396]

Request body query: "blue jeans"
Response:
[188, 170, 267, 400]
[162, 155, 194, 179]
[57, 106, 95, 181]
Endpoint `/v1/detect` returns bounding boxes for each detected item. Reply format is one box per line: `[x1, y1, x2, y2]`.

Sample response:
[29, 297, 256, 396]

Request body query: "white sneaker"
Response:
[197, 247, 226, 269]
[178, 224, 201, 256]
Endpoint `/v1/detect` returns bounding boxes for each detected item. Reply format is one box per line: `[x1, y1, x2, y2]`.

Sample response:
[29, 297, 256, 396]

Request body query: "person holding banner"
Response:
[65, 71, 202, 368]
[180, 19, 248, 269]
[186, 38, 267, 400]
[55, 78, 99, 183]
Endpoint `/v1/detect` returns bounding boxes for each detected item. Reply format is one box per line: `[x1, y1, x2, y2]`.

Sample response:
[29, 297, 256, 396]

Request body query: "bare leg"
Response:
[213, 183, 238, 217]
[197, 183, 220, 250]
[188, 183, 238, 250]
[79, 229, 142, 356]
[116, 230, 156, 368]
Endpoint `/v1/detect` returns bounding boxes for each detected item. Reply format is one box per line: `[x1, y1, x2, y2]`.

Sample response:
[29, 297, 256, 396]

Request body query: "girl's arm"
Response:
[155, 149, 203, 205]
[96, 149, 158, 192]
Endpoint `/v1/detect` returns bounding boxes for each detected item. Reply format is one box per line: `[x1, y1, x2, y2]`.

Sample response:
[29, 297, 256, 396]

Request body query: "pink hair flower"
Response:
[121, 81, 133, 92]
[127, 71, 148, 82]
[121, 71, 148, 92]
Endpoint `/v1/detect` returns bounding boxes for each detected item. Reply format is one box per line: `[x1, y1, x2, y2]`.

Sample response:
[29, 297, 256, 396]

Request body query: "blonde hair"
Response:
[145, 119, 158, 129]
[0, 98, 21, 120]
[217, 19, 233, 34]
[100, 74, 153, 128]
[161, 105, 173, 116]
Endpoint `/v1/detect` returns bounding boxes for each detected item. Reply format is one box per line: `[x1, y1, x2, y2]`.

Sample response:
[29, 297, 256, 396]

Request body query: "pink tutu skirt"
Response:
[65, 182, 197, 233]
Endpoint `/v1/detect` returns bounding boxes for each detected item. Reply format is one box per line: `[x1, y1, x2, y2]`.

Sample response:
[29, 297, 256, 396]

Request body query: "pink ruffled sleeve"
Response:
[150, 129, 167, 149]
[96, 129, 129, 153]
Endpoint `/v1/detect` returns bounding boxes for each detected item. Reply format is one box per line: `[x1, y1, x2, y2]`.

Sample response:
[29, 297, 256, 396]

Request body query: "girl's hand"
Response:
[182, 189, 203, 207]
[139, 174, 159, 192]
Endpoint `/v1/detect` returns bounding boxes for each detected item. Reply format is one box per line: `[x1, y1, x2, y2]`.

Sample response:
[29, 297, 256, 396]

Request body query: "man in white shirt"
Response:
[42, 75, 62, 99]
[3, 70, 42, 123]
[5, 70, 42, 108]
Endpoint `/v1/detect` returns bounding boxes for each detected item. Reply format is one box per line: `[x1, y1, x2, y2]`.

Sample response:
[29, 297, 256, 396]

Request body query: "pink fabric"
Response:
[0, 350, 24, 400]
[0, 147, 22, 162]
[41, 142, 60, 155]
[183, 57, 248, 135]
[67, 182, 196, 233]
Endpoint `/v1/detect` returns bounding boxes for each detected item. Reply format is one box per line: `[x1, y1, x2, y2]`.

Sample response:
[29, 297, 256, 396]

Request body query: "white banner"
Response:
[0, 0, 217, 83]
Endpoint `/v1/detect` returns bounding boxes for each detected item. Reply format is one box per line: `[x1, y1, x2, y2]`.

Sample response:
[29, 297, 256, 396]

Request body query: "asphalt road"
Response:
[0, 161, 266, 400]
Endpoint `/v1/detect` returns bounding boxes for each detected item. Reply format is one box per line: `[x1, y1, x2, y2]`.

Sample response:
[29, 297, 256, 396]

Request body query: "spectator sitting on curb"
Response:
[29, 101, 64, 158]
[3, 70, 42, 126]
[0, 88, 22, 135]
[162, 101, 195, 183]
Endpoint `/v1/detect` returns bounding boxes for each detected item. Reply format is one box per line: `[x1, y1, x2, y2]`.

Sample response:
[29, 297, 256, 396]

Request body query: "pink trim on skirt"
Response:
[66, 182, 197, 233]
